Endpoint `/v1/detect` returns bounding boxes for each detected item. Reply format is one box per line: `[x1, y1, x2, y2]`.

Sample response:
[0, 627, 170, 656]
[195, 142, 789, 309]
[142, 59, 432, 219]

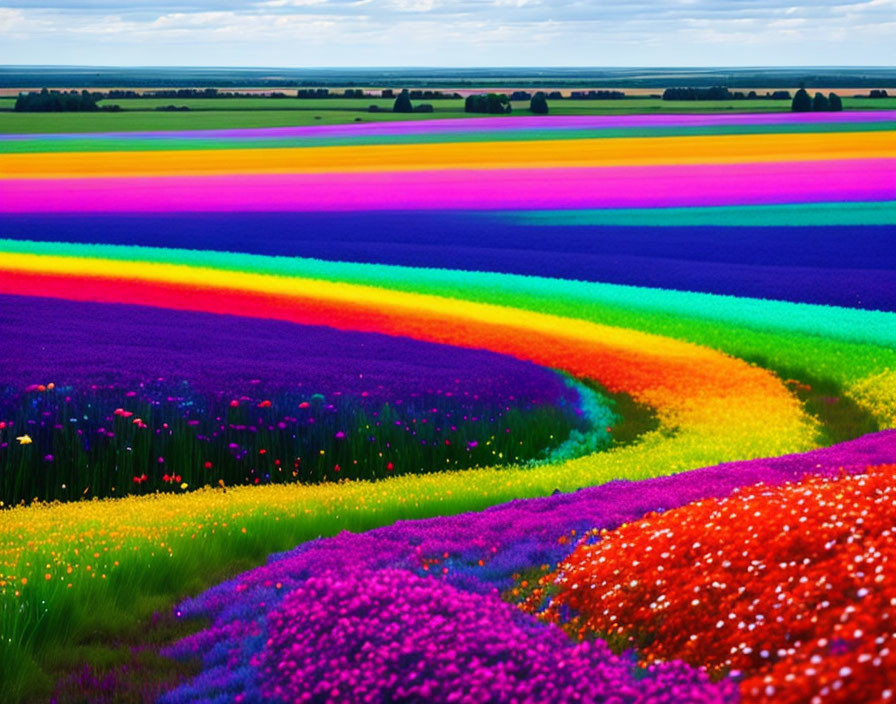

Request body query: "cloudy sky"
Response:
[1, 0, 893, 67]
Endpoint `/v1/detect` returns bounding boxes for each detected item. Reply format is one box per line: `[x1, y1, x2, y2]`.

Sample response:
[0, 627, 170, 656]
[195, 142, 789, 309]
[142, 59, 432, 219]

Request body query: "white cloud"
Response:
[0, 1, 892, 65]
[389, 0, 440, 12]
[0, 8, 27, 31]
[254, 0, 330, 8]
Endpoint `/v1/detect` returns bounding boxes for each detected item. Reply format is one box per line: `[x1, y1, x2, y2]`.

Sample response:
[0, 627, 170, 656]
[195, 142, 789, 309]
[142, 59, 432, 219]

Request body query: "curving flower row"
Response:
[0, 295, 605, 503]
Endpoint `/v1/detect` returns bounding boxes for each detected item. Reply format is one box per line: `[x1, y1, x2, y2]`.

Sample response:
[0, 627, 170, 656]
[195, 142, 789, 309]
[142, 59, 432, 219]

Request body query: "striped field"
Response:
[1, 110, 894, 702]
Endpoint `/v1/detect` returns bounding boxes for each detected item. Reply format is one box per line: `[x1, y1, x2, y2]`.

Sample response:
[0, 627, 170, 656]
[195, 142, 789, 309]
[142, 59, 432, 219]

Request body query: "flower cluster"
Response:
[249, 569, 733, 704]
[538, 462, 896, 703]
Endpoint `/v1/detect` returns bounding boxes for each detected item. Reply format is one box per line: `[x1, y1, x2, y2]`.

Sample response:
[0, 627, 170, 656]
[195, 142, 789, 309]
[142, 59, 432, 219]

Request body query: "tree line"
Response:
[792, 88, 843, 112]
[510, 90, 626, 101]
[663, 87, 792, 101]
[106, 88, 288, 99]
[302, 88, 461, 100]
[463, 92, 551, 114]
[14, 89, 119, 112]
[393, 89, 544, 115]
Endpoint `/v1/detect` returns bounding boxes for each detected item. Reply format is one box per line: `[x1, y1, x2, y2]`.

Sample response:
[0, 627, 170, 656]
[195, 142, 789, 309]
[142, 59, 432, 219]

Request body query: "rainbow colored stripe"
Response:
[2, 112, 895, 478]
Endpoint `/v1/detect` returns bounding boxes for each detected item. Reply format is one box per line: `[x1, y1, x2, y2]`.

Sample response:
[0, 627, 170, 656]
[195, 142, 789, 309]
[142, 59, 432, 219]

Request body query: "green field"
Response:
[99, 97, 428, 111]
[0, 109, 474, 133]
[0, 95, 893, 134]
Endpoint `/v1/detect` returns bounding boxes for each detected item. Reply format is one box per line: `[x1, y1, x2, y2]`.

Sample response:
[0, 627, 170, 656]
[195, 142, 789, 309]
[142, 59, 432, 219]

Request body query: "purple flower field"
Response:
[1, 295, 604, 502]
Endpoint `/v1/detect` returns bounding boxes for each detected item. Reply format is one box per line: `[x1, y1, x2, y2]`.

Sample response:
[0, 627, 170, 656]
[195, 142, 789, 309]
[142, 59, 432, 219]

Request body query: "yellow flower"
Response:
[16, 435, 32, 445]
[180, 482, 189, 490]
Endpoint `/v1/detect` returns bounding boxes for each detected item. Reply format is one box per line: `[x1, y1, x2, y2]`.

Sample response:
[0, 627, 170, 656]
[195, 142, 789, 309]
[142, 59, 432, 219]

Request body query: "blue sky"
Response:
[0, 0, 893, 67]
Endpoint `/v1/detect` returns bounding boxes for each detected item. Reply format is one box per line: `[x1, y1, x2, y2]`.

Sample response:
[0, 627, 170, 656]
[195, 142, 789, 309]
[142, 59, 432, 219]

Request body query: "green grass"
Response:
[97, 97, 459, 111]
[31, 608, 204, 704]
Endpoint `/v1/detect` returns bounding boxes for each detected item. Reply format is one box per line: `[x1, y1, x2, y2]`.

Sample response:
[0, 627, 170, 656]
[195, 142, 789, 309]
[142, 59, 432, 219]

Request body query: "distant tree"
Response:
[464, 93, 511, 114]
[663, 86, 731, 101]
[413, 104, 434, 113]
[828, 92, 843, 111]
[570, 90, 625, 100]
[510, 91, 531, 101]
[747, 90, 758, 99]
[547, 91, 563, 100]
[791, 88, 812, 112]
[392, 89, 413, 113]
[486, 93, 511, 114]
[381, 89, 394, 99]
[529, 92, 549, 114]
[813, 92, 830, 112]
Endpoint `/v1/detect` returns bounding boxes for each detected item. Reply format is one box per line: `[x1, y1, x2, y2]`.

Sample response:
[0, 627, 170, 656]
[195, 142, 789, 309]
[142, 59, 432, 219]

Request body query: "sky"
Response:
[0, 0, 894, 67]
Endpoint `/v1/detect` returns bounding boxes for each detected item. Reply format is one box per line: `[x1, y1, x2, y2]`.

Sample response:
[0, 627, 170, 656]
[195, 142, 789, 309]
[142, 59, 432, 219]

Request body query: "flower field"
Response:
[0, 110, 895, 702]
[1, 296, 603, 503]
